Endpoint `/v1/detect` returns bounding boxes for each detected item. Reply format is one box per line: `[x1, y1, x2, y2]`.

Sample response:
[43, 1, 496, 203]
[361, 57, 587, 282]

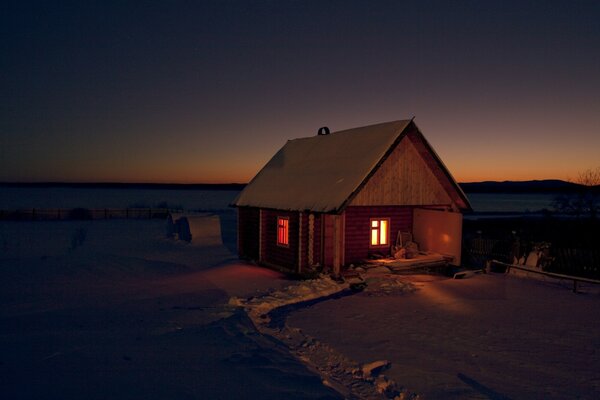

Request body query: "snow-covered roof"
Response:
[232, 120, 412, 213]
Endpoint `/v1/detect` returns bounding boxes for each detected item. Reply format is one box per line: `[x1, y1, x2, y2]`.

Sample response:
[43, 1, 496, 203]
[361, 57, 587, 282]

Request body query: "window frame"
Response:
[369, 218, 390, 247]
[276, 216, 290, 247]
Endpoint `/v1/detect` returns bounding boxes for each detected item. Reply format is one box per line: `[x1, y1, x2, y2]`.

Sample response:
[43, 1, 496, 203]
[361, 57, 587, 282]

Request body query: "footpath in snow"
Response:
[232, 271, 422, 400]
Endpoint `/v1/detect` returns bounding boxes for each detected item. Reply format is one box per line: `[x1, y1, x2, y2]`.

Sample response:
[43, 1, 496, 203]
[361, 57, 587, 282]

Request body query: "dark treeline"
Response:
[459, 180, 599, 193]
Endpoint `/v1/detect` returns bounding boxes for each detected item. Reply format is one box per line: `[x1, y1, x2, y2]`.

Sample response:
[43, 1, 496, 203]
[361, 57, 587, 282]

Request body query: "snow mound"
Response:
[230, 275, 348, 322]
[362, 360, 391, 377]
[168, 213, 222, 246]
[361, 274, 418, 297]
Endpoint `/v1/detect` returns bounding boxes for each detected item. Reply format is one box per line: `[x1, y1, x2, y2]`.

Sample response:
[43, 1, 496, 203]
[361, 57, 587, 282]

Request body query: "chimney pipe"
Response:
[317, 127, 330, 135]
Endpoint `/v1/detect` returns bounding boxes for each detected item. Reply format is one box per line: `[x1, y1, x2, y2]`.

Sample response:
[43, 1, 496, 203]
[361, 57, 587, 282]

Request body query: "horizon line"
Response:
[0, 178, 576, 186]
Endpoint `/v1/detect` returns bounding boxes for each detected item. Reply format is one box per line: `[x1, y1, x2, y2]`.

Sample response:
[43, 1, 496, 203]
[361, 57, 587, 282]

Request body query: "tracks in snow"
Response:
[231, 276, 420, 400]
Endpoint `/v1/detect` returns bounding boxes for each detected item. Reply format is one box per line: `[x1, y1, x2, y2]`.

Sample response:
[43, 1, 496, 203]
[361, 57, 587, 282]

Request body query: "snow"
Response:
[231, 275, 348, 323]
[0, 187, 239, 210]
[0, 219, 340, 399]
[287, 273, 600, 399]
[2, 203, 600, 399]
[169, 213, 223, 245]
[232, 270, 421, 399]
[232, 120, 411, 212]
[361, 360, 391, 377]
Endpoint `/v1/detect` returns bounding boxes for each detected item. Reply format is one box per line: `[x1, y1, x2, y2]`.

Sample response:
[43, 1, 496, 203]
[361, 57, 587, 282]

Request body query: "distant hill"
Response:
[459, 180, 587, 193]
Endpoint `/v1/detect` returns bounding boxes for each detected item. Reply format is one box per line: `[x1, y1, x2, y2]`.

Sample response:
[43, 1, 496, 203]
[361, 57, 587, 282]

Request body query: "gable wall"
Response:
[407, 130, 468, 210]
[349, 134, 454, 207]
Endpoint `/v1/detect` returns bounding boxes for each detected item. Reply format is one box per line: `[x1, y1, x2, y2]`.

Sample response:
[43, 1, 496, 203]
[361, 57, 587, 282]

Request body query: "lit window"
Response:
[370, 219, 389, 246]
[277, 217, 289, 246]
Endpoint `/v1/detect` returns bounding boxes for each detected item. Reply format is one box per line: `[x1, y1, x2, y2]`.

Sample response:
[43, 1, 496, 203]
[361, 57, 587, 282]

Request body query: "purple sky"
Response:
[1, 1, 599, 183]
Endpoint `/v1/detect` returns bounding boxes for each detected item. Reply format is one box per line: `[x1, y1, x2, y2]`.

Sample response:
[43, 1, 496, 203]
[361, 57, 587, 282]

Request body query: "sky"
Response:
[1, 0, 599, 184]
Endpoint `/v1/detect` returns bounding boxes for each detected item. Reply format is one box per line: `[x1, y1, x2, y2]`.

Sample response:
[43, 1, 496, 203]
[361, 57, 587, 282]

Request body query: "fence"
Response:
[0, 208, 173, 221]
[463, 237, 600, 280]
[490, 260, 600, 293]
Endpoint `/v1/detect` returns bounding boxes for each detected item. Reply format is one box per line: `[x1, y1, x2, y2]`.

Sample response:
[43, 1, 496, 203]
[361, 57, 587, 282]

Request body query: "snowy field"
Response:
[0, 187, 240, 210]
[289, 273, 600, 399]
[2, 216, 599, 399]
[0, 219, 340, 399]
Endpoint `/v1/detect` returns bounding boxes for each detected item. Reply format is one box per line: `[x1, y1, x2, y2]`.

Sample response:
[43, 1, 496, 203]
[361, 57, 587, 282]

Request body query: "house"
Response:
[231, 119, 471, 275]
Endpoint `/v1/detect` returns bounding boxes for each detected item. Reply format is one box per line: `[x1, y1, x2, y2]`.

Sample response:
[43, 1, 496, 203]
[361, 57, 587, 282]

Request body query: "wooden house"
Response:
[232, 119, 471, 275]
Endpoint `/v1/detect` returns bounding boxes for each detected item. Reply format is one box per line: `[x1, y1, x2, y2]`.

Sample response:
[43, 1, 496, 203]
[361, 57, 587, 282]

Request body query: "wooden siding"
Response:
[296, 212, 322, 272]
[238, 207, 260, 261]
[349, 134, 453, 207]
[299, 212, 308, 272]
[344, 206, 413, 264]
[313, 213, 322, 267]
[322, 214, 335, 268]
[406, 130, 468, 210]
[261, 209, 298, 271]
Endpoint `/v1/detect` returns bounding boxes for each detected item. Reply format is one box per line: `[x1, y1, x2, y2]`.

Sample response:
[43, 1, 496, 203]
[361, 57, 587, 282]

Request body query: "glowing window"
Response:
[370, 218, 389, 246]
[277, 217, 289, 246]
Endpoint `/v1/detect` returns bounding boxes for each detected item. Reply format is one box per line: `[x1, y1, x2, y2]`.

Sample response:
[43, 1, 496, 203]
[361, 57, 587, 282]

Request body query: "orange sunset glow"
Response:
[1, 1, 598, 184]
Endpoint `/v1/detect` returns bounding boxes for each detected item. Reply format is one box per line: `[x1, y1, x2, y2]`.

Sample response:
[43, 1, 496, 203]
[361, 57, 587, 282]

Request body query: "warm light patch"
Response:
[370, 218, 389, 246]
[277, 217, 289, 246]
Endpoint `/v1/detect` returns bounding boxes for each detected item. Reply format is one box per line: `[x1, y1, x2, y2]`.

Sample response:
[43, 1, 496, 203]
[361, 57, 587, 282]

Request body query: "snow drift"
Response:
[167, 213, 222, 246]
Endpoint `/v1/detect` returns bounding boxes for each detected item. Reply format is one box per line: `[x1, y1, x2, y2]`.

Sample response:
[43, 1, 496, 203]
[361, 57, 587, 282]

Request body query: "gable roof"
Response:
[232, 119, 471, 213]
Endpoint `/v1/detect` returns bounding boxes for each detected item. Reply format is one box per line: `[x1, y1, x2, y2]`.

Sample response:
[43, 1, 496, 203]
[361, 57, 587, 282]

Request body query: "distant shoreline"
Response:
[2, 179, 597, 193]
[459, 180, 597, 194]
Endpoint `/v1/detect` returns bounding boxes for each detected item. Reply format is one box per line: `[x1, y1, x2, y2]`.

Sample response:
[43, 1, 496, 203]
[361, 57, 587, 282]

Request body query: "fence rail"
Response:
[0, 208, 174, 221]
[491, 260, 600, 293]
[464, 237, 600, 280]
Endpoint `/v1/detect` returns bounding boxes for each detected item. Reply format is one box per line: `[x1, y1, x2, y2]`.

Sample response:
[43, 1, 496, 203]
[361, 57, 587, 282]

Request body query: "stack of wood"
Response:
[392, 231, 419, 259]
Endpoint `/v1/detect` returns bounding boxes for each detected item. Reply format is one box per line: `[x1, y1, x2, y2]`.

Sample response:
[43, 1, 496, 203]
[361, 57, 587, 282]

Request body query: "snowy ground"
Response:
[0, 187, 240, 210]
[0, 219, 340, 399]
[288, 272, 600, 399]
[2, 218, 599, 399]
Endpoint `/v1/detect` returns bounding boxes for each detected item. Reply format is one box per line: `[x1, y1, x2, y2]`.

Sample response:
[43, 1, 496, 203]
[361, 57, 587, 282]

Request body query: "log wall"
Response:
[238, 207, 260, 261]
[261, 209, 299, 272]
[344, 206, 413, 264]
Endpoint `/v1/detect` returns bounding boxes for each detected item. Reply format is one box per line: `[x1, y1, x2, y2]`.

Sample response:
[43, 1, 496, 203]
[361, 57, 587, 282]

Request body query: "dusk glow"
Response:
[1, 1, 599, 183]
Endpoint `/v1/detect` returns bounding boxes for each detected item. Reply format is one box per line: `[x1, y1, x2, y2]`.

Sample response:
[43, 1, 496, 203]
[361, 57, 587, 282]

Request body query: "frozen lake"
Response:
[0, 187, 558, 213]
[467, 192, 556, 213]
[0, 187, 240, 211]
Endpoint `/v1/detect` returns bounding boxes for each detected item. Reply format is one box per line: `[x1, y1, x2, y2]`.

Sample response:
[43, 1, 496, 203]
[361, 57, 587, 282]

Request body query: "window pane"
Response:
[277, 217, 289, 245]
[380, 220, 388, 245]
[371, 220, 378, 228]
[371, 228, 378, 245]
